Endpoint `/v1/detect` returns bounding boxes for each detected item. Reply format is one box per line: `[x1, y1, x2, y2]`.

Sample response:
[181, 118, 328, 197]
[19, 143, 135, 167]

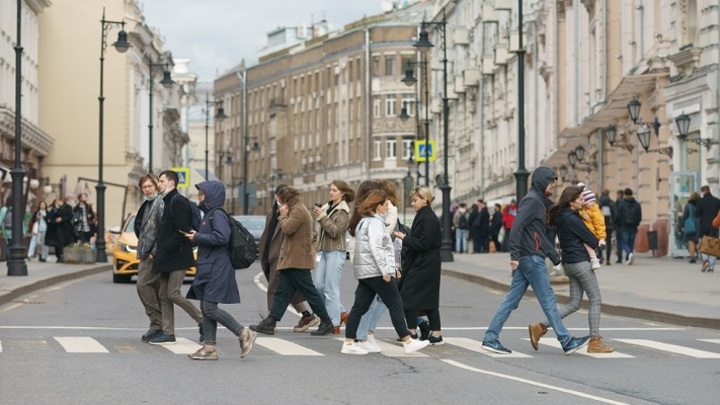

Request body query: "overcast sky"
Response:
[141, 1, 392, 83]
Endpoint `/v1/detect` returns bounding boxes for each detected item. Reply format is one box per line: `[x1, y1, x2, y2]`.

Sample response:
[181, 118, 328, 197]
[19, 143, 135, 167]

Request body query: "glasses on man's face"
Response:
[141, 185, 155, 190]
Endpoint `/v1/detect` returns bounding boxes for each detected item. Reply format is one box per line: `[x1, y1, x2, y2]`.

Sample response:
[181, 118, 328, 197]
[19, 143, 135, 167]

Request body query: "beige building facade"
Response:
[38, 0, 190, 229]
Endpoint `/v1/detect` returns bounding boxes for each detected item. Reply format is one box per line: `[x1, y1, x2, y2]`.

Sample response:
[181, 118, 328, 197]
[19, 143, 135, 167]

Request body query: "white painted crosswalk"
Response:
[1, 335, 719, 359]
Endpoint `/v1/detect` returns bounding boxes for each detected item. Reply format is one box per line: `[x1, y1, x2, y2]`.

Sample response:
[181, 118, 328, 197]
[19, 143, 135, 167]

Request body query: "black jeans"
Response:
[270, 268, 328, 321]
[405, 308, 441, 330]
[605, 229, 613, 262]
[201, 300, 243, 345]
[345, 276, 410, 340]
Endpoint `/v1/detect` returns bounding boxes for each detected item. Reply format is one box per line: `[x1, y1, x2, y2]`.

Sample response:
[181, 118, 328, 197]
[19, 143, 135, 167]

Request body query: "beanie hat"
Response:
[575, 183, 596, 203]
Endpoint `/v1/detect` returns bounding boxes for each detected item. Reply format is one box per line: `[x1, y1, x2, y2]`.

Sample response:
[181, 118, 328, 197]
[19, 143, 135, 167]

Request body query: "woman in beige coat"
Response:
[250, 187, 334, 336]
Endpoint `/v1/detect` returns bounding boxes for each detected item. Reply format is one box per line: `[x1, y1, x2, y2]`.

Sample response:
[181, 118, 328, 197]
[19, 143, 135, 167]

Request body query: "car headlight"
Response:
[118, 242, 137, 253]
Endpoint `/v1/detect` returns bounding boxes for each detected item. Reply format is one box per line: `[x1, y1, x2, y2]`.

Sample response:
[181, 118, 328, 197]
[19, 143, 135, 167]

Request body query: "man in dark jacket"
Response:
[258, 184, 316, 332]
[134, 174, 164, 343]
[616, 188, 642, 265]
[598, 189, 616, 266]
[613, 189, 625, 263]
[481, 167, 589, 355]
[472, 200, 490, 253]
[46, 197, 75, 262]
[694, 185, 720, 272]
[149, 170, 203, 345]
[490, 203, 503, 253]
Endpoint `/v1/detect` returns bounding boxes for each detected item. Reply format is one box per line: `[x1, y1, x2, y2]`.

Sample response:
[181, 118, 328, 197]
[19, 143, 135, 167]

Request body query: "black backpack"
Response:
[458, 212, 469, 229]
[208, 208, 256, 269]
[172, 194, 202, 231]
[623, 202, 641, 228]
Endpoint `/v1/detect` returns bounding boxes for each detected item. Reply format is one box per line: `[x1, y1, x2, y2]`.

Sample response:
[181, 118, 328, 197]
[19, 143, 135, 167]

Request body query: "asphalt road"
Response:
[1, 261, 718, 405]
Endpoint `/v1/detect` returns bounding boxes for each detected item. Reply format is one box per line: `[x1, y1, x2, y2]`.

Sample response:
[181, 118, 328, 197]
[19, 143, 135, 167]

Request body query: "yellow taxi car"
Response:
[111, 214, 196, 283]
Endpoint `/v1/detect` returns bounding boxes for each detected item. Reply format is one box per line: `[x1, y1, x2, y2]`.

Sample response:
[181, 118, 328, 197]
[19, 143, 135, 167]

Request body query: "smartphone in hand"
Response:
[178, 229, 190, 236]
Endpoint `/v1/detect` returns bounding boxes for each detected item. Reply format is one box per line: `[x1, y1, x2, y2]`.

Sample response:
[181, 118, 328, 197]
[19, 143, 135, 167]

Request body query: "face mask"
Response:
[143, 194, 157, 202]
[378, 211, 389, 220]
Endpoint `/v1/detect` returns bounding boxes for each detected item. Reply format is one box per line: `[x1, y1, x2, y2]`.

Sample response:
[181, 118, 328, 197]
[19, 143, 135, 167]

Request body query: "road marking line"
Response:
[615, 339, 720, 358]
[0, 339, 2, 352]
[254, 337, 323, 356]
[160, 337, 202, 354]
[531, 338, 634, 358]
[699, 339, 720, 345]
[374, 339, 429, 357]
[442, 359, 630, 405]
[444, 337, 532, 358]
[253, 272, 300, 317]
[54, 337, 108, 353]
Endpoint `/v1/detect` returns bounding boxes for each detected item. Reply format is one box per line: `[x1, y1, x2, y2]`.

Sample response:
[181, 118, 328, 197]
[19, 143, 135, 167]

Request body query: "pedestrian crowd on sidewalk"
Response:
[449, 198, 515, 254]
[0, 192, 98, 264]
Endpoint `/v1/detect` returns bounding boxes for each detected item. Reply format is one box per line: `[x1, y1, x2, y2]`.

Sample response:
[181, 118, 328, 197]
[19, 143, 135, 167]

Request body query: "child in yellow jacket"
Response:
[578, 183, 606, 270]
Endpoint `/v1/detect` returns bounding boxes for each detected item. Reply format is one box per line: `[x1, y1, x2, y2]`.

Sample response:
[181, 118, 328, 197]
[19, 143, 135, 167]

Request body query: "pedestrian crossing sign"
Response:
[414, 140, 437, 162]
[172, 167, 190, 189]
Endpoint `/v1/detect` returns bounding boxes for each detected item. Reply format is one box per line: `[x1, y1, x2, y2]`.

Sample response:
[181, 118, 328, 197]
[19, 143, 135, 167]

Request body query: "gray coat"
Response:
[187, 180, 240, 304]
[352, 215, 395, 279]
[135, 196, 164, 260]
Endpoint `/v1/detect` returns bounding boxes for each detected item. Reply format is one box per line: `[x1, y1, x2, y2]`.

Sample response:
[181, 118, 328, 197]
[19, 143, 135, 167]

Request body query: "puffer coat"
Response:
[186, 180, 240, 304]
[352, 215, 395, 279]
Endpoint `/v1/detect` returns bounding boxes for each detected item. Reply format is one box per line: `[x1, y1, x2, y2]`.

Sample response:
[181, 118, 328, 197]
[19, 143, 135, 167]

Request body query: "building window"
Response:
[372, 56, 380, 77]
[373, 96, 381, 118]
[402, 138, 414, 160]
[385, 95, 396, 117]
[374, 140, 382, 160]
[386, 138, 397, 159]
[385, 55, 395, 76]
[402, 94, 416, 116]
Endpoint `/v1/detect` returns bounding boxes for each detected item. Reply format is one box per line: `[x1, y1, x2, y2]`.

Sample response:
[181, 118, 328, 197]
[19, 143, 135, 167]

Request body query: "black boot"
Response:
[310, 317, 334, 336]
[418, 320, 431, 340]
[250, 316, 277, 335]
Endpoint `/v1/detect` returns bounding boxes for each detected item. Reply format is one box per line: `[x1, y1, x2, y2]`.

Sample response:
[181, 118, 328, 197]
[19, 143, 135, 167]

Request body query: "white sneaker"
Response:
[627, 253, 634, 265]
[403, 338, 430, 354]
[366, 333, 378, 346]
[341, 343, 368, 355]
[357, 340, 382, 353]
[590, 258, 601, 270]
[549, 263, 565, 277]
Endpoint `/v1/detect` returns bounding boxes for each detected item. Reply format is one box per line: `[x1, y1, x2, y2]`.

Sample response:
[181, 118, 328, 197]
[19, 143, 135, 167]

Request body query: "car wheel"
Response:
[113, 273, 131, 283]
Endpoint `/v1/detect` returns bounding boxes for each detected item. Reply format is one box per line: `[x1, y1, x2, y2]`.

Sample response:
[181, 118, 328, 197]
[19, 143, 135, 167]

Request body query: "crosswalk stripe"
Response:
[160, 338, 202, 355]
[699, 339, 720, 345]
[254, 337, 323, 356]
[532, 338, 634, 358]
[615, 339, 720, 359]
[54, 337, 108, 353]
[0, 339, 2, 353]
[444, 337, 532, 358]
[375, 339, 429, 357]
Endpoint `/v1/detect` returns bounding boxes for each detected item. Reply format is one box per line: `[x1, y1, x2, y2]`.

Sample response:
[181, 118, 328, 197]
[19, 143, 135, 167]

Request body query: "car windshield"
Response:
[124, 215, 136, 234]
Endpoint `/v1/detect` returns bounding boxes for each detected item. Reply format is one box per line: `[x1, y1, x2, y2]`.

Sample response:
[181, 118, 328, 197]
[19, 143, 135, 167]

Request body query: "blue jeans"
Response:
[455, 228, 469, 253]
[484, 255, 571, 346]
[314, 251, 346, 326]
[356, 296, 387, 340]
[619, 229, 637, 259]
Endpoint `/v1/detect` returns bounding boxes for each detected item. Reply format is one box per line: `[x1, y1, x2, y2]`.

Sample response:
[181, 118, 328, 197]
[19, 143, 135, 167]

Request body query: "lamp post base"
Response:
[440, 183, 454, 262]
[514, 169, 530, 203]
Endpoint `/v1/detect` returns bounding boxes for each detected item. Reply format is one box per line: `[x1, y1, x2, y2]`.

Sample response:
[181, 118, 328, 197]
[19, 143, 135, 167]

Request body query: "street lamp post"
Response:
[96, 9, 131, 263]
[237, 69, 251, 215]
[147, 61, 174, 173]
[401, 57, 430, 186]
[415, 11, 453, 262]
[8, 0, 26, 275]
[513, 0, 530, 202]
[204, 93, 227, 182]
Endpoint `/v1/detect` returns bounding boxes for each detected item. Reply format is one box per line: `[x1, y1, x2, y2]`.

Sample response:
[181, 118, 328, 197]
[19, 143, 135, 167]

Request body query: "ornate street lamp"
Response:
[399, 106, 410, 122]
[604, 125, 617, 146]
[675, 112, 691, 140]
[204, 93, 227, 181]
[574, 145, 586, 162]
[414, 12, 453, 262]
[627, 98, 641, 124]
[559, 165, 568, 180]
[401, 62, 418, 87]
[95, 8, 131, 263]
[637, 123, 651, 152]
[568, 150, 577, 168]
[147, 60, 175, 173]
[398, 59, 429, 186]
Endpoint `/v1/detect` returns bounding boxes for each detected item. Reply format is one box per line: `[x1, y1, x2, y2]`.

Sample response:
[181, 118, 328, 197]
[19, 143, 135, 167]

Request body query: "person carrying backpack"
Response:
[184, 180, 257, 361]
[695, 185, 720, 272]
[617, 188, 642, 265]
[452, 203, 470, 253]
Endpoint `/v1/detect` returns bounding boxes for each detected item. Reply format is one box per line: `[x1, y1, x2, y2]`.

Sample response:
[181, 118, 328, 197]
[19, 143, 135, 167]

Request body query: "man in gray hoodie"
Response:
[481, 167, 590, 355]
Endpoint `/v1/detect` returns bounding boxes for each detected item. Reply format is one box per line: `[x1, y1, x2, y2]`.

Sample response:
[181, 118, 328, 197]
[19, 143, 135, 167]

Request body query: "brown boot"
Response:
[189, 344, 219, 360]
[528, 323, 548, 351]
[587, 336, 615, 353]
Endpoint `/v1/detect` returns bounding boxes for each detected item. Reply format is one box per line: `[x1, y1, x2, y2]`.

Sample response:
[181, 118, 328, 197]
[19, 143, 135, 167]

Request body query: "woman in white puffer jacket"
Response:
[340, 189, 429, 355]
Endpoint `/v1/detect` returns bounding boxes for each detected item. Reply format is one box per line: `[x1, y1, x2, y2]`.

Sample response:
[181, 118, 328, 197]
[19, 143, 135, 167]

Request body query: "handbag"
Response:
[699, 236, 720, 257]
[683, 217, 696, 236]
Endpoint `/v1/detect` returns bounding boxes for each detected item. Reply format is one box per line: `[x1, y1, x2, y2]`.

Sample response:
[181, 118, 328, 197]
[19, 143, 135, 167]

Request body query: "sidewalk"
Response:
[443, 252, 720, 330]
[0, 260, 110, 306]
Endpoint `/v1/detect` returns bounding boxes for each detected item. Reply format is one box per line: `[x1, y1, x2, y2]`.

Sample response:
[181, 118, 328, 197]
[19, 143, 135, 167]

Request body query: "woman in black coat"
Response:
[45, 198, 75, 262]
[392, 186, 443, 345]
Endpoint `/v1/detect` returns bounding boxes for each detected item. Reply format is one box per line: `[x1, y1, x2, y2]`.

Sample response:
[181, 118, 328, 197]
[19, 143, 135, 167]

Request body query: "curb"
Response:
[442, 268, 720, 330]
[0, 265, 111, 307]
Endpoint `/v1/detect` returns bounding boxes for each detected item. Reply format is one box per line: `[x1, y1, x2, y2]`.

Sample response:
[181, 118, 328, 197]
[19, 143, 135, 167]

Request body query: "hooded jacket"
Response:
[508, 167, 560, 264]
[555, 207, 599, 264]
[187, 180, 240, 304]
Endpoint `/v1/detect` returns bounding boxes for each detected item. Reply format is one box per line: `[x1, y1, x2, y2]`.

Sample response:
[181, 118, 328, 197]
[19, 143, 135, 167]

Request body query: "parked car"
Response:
[110, 214, 196, 283]
[231, 215, 265, 257]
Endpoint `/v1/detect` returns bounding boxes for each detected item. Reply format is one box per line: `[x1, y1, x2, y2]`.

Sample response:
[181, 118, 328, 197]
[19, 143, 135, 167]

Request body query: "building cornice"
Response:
[0, 108, 54, 156]
[25, 0, 52, 14]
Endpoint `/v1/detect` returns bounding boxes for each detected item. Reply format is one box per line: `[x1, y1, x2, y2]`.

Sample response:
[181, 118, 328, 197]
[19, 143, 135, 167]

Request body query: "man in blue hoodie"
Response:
[481, 167, 590, 355]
